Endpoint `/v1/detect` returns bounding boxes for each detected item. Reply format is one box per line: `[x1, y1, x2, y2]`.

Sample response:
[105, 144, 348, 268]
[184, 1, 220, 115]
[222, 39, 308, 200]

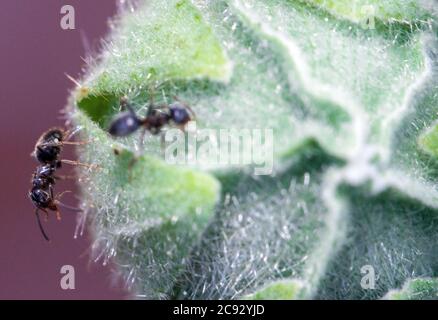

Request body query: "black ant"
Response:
[108, 96, 195, 151]
[29, 127, 96, 241]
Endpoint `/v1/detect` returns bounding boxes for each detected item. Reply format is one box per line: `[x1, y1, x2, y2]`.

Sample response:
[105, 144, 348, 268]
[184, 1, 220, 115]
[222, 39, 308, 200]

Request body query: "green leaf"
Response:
[67, 0, 438, 299]
[384, 278, 438, 300]
[242, 280, 304, 300]
[315, 187, 438, 299]
[71, 111, 220, 298]
[230, 0, 430, 157]
[172, 148, 344, 299]
[82, 0, 232, 96]
[301, 0, 432, 25]
[419, 122, 438, 157]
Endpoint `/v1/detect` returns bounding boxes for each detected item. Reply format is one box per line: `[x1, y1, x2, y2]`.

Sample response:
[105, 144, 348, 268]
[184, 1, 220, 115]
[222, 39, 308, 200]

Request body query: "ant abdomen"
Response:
[29, 188, 52, 209]
[108, 112, 142, 137]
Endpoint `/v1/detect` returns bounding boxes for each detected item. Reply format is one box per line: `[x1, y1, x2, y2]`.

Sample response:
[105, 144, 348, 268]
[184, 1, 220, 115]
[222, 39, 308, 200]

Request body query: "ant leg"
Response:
[49, 202, 62, 221]
[161, 88, 168, 105]
[138, 126, 147, 154]
[54, 190, 71, 217]
[144, 86, 167, 116]
[37, 140, 93, 149]
[160, 132, 166, 158]
[40, 207, 49, 221]
[61, 159, 100, 169]
[54, 174, 76, 180]
[127, 127, 147, 170]
[35, 208, 50, 242]
[128, 156, 139, 171]
[57, 202, 82, 212]
[62, 140, 93, 146]
[120, 96, 137, 115]
[54, 190, 82, 216]
[49, 184, 54, 200]
[56, 209, 61, 221]
[54, 190, 71, 200]
[151, 91, 155, 105]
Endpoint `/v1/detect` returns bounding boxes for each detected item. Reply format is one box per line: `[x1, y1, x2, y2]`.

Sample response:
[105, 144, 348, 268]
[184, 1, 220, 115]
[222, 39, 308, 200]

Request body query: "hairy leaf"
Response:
[68, 0, 438, 299]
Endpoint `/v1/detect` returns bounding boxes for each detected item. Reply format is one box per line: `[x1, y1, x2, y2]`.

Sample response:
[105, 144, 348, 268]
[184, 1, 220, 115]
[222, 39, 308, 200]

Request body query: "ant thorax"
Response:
[144, 108, 171, 134]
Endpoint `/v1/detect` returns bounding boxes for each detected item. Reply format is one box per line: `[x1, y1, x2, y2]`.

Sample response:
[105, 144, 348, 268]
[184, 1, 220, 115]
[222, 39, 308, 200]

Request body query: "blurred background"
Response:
[0, 0, 129, 299]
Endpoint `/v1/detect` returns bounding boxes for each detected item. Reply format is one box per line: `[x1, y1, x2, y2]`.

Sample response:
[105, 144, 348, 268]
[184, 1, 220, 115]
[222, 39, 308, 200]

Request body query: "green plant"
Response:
[67, 0, 438, 299]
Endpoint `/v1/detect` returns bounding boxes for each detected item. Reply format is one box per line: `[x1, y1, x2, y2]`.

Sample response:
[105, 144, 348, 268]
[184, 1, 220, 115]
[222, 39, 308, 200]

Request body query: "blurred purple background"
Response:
[0, 0, 129, 299]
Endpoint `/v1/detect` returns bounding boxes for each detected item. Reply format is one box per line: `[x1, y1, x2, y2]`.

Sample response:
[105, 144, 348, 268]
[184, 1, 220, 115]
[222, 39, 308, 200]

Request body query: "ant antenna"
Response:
[161, 88, 168, 104]
[120, 96, 137, 115]
[143, 86, 157, 116]
[38, 140, 91, 148]
[64, 126, 83, 141]
[35, 209, 50, 242]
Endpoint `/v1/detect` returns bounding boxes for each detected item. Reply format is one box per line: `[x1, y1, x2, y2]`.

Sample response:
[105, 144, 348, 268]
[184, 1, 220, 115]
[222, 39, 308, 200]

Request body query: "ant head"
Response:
[108, 111, 142, 137]
[43, 128, 65, 143]
[169, 103, 191, 125]
[51, 130, 63, 141]
[120, 96, 129, 104]
[120, 96, 131, 110]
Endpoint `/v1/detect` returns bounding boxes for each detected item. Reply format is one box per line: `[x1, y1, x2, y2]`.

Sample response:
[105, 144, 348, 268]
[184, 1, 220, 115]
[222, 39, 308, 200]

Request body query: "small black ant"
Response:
[29, 127, 96, 241]
[108, 96, 195, 150]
